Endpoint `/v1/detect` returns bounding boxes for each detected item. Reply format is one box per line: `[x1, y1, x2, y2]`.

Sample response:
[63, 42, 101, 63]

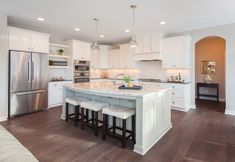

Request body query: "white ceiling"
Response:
[1, 0, 235, 44]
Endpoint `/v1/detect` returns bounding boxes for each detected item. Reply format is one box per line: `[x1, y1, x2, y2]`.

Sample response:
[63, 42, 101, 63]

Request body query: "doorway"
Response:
[195, 36, 226, 111]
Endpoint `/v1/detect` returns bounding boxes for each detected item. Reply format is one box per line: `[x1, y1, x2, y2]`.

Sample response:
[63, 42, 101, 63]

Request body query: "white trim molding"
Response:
[225, 109, 235, 116]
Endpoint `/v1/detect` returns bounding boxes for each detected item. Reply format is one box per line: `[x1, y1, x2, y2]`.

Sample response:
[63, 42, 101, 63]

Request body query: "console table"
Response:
[197, 83, 219, 102]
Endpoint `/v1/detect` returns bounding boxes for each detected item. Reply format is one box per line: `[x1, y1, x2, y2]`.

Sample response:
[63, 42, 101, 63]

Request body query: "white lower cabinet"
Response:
[48, 81, 72, 108]
[142, 82, 192, 111]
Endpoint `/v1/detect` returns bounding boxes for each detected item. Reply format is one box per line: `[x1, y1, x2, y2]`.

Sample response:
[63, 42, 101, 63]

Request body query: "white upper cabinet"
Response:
[66, 40, 91, 61]
[108, 49, 120, 68]
[119, 44, 136, 68]
[162, 35, 191, 69]
[8, 27, 49, 53]
[8, 29, 31, 51]
[134, 34, 162, 54]
[90, 51, 100, 69]
[77, 41, 91, 60]
[31, 32, 49, 53]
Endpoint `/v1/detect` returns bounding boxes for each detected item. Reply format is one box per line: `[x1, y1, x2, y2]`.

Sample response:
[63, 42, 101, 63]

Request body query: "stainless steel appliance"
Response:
[9, 50, 48, 117]
[74, 60, 90, 83]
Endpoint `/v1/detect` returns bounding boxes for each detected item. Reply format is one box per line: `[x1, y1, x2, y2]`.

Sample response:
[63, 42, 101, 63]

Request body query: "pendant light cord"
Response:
[132, 7, 135, 35]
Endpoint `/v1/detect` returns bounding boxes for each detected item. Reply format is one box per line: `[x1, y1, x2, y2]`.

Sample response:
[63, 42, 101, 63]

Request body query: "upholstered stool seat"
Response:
[80, 101, 109, 136]
[102, 105, 136, 148]
[65, 97, 88, 127]
[102, 105, 135, 119]
[80, 101, 109, 112]
[65, 96, 87, 106]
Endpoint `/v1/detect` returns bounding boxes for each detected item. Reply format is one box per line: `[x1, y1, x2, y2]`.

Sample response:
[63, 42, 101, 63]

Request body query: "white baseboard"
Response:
[225, 109, 235, 116]
[191, 104, 196, 109]
[171, 107, 190, 112]
[0, 115, 7, 122]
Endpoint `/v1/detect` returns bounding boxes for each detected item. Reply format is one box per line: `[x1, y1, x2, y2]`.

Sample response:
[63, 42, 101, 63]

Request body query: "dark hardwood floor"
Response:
[1, 100, 235, 162]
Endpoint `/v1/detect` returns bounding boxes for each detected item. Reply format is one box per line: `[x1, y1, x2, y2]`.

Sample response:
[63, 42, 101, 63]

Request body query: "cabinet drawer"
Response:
[49, 83, 62, 90]
[171, 89, 184, 98]
[171, 98, 184, 108]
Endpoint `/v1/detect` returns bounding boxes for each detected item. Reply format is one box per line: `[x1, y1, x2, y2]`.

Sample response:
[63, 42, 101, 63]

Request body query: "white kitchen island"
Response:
[61, 82, 172, 155]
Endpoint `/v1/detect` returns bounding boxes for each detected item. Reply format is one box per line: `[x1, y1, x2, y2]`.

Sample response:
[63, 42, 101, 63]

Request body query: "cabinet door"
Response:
[48, 83, 62, 107]
[108, 49, 120, 68]
[143, 36, 152, 52]
[9, 29, 31, 51]
[162, 37, 179, 68]
[151, 35, 162, 52]
[119, 44, 136, 68]
[77, 41, 91, 60]
[31, 33, 49, 53]
[90, 51, 100, 68]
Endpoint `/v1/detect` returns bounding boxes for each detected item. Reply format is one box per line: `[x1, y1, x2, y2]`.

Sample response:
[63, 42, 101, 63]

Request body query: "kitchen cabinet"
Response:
[48, 81, 72, 108]
[119, 44, 136, 68]
[134, 34, 162, 54]
[90, 45, 111, 69]
[108, 49, 120, 68]
[142, 82, 192, 111]
[162, 35, 191, 69]
[8, 27, 49, 53]
[90, 51, 100, 68]
[66, 40, 91, 61]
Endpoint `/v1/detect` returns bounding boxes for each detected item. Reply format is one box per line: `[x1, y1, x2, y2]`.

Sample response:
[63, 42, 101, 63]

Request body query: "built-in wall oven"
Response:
[74, 60, 90, 83]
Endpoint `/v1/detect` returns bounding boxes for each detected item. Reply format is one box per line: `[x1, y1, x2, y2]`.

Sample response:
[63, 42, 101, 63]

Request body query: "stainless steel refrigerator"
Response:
[9, 50, 48, 117]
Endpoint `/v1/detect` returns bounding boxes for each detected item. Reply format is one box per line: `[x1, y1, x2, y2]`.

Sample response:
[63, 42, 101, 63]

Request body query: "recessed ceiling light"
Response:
[125, 29, 130, 33]
[100, 35, 104, 38]
[75, 28, 80, 31]
[160, 21, 166, 25]
[37, 17, 45, 21]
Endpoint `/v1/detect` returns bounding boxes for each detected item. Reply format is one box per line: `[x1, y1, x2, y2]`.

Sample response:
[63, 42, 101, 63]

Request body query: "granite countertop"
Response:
[90, 78, 191, 84]
[49, 80, 73, 82]
[64, 81, 169, 97]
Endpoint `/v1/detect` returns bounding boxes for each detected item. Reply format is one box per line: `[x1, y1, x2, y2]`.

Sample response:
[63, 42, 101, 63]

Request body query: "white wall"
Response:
[0, 12, 8, 121]
[170, 23, 235, 115]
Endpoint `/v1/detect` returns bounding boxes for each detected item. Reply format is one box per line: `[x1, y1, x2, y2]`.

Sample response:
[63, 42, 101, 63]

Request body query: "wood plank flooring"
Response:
[1, 100, 235, 162]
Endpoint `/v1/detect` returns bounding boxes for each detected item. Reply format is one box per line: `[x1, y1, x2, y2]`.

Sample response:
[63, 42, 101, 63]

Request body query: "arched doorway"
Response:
[195, 36, 226, 112]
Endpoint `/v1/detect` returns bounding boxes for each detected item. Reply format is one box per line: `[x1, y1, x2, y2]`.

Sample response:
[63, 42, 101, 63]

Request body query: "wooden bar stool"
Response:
[65, 97, 88, 127]
[80, 101, 109, 136]
[102, 105, 136, 148]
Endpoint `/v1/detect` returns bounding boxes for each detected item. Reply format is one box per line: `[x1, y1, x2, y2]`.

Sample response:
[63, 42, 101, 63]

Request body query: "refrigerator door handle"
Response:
[28, 60, 31, 83]
[32, 61, 35, 81]
[14, 90, 45, 96]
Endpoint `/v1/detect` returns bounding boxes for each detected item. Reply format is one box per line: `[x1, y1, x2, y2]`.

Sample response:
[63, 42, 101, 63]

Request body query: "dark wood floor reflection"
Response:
[1, 100, 235, 162]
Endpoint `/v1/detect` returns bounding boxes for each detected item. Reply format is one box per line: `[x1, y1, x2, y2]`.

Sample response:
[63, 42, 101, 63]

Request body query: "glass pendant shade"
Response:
[91, 42, 99, 53]
[129, 36, 138, 48]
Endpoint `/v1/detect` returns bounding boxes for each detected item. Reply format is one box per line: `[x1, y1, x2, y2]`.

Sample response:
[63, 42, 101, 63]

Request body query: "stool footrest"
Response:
[108, 126, 132, 134]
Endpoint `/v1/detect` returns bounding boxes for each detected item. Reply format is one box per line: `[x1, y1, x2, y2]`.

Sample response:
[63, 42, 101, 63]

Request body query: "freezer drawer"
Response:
[10, 89, 48, 117]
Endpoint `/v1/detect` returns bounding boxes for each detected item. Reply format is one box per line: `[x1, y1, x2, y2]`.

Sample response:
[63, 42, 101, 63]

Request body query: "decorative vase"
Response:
[204, 74, 212, 84]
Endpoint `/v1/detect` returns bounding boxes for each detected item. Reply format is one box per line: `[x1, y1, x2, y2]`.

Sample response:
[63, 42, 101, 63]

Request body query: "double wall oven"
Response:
[74, 60, 90, 83]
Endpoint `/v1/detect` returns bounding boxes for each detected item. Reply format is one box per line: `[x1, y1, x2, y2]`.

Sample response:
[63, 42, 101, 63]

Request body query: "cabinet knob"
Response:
[172, 92, 175, 95]
[172, 101, 175, 104]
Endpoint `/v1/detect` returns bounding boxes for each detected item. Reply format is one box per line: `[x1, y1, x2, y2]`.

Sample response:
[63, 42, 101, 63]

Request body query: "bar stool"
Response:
[80, 101, 109, 136]
[65, 96, 88, 127]
[102, 105, 136, 148]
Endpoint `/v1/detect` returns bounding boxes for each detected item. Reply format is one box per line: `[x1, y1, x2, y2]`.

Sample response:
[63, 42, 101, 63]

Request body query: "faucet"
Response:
[113, 73, 125, 85]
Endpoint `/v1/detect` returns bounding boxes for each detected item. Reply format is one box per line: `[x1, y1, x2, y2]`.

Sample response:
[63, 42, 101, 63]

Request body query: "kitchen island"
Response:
[61, 82, 172, 155]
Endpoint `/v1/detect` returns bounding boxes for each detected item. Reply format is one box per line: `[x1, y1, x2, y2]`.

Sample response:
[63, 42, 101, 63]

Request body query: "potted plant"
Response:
[123, 76, 133, 87]
[58, 49, 64, 55]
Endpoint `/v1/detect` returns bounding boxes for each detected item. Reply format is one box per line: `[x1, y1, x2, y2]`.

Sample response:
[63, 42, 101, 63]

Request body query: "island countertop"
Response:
[64, 82, 169, 98]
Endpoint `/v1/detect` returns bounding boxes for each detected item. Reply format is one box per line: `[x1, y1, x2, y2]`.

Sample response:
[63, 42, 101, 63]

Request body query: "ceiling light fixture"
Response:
[125, 29, 130, 33]
[160, 21, 166, 25]
[91, 18, 100, 53]
[37, 17, 45, 21]
[75, 28, 80, 31]
[100, 35, 104, 38]
[129, 5, 138, 48]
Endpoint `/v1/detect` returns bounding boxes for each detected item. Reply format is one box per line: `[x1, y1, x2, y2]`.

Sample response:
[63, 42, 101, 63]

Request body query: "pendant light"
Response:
[91, 18, 100, 53]
[129, 5, 138, 48]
